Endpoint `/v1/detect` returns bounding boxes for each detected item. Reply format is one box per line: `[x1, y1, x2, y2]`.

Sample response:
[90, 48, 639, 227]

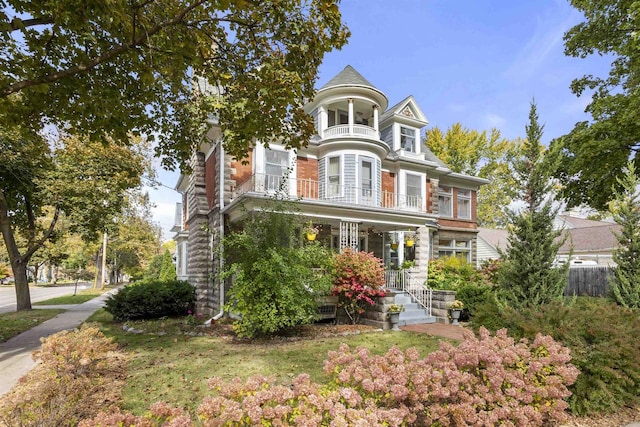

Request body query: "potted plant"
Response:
[387, 303, 405, 331]
[304, 221, 319, 241]
[447, 299, 464, 326]
[390, 241, 399, 251]
[405, 233, 415, 247]
[400, 260, 415, 270]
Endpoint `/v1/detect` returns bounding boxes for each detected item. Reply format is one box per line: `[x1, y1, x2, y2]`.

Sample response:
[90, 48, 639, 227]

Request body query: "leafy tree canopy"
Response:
[552, 0, 640, 210]
[424, 124, 523, 228]
[0, 0, 350, 166]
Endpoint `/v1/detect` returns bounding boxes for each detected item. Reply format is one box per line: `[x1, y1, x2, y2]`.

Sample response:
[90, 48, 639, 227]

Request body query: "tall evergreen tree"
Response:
[609, 162, 640, 308]
[498, 103, 568, 308]
[159, 249, 177, 282]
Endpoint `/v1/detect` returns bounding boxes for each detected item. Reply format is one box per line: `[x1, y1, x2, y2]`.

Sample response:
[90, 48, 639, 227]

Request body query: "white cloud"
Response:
[483, 112, 507, 129]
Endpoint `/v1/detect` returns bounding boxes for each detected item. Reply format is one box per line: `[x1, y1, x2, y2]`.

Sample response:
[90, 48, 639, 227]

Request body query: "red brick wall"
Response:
[231, 150, 253, 185]
[381, 171, 395, 208]
[472, 190, 477, 222]
[297, 156, 319, 199]
[439, 218, 477, 229]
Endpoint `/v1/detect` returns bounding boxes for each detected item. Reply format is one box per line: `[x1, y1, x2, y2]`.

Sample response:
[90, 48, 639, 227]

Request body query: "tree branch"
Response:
[9, 17, 54, 31]
[23, 207, 60, 261]
[1, 0, 208, 98]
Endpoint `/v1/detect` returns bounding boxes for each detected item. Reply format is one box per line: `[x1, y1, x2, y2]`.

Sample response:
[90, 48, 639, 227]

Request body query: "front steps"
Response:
[394, 292, 436, 326]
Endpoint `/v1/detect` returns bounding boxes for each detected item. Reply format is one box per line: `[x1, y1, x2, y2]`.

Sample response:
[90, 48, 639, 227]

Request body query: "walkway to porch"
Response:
[401, 323, 466, 341]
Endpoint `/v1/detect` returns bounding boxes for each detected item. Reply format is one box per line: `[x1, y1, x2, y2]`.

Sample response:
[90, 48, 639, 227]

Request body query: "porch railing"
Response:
[323, 124, 379, 139]
[233, 173, 425, 213]
[384, 270, 432, 317]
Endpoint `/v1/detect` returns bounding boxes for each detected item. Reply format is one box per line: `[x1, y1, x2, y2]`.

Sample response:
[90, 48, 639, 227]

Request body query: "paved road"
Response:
[0, 283, 90, 314]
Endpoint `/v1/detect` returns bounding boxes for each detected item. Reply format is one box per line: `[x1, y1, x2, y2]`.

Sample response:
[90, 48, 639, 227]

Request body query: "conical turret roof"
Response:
[320, 65, 378, 90]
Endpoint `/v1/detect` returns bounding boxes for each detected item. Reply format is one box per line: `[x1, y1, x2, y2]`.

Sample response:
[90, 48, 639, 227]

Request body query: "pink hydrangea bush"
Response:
[323, 327, 580, 426]
[79, 402, 191, 427]
[331, 249, 386, 324]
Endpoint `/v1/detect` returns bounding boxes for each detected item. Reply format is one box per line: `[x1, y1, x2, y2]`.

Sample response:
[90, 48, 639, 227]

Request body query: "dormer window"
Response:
[400, 127, 416, 152]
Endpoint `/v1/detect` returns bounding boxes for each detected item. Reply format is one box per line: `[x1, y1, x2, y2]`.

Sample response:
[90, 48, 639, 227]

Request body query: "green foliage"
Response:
[0, 326, 124, 427]
[473, 297, 640, 415]
[498, 103, 568, 308]
[144, 254, 164, 281]
[424, 124, 523, 228]
[426, 256, 479, 290]
[158, 249, 177, 282]
[553, 0, 640, 210]
[609, 162, 640, 308]
[331, 249, 386, 324]
[104, 280, 195, 321]
[0, 1, 349, 168]
[222, 198, 334, 338]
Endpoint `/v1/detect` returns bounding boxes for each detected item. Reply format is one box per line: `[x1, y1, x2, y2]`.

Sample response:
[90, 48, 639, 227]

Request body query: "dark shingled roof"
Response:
[320, 65, 377, 90]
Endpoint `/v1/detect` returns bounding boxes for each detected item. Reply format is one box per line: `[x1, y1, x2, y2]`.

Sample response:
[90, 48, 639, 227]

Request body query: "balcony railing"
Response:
[233, 173, 425, 213]
[323, 124, 379, 139]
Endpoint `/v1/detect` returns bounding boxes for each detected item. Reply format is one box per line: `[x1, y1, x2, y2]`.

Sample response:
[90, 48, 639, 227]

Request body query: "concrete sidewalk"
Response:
[0, 287, 120, 397]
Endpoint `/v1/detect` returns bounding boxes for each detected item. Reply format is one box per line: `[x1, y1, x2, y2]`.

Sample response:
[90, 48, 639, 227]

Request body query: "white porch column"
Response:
[372, 104, 379, 133]
[348, 98, 354, 135]
[318, 105, 326, 139]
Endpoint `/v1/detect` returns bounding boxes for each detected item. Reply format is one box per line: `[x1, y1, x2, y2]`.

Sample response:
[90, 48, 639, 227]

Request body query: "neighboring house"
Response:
[477, 215, 621, 268]
[173, 65, 488, 316]
[476, 227, 508, 268]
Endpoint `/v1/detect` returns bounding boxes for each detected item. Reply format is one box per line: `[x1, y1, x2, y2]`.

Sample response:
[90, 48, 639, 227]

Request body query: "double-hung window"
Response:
[457, 189, 471, 219]
[264, 149, 289, 191]
[438, 186, 452, 217]
[328, 156, 341, 197]
[438, 239, 471, 262]
[406, 173, 422, 210]
[400, 127, 416, 153]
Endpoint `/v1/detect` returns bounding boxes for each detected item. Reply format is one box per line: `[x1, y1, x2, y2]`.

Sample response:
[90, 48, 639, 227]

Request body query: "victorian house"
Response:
[173, 65, 487, 322]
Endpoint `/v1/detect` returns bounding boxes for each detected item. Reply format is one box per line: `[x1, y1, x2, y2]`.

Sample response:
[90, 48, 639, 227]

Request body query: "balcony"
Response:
[323, 124, 379, 140]
[232, 173, 425, 213]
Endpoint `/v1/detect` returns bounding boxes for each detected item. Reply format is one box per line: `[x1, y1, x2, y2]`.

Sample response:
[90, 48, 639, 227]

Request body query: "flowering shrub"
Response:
[331, 249, 386, 324]
[324, 327, 579, 426]
[447, 299, 464, 310]
[79, 402, 192, 427]
[0, 326, 125, 427]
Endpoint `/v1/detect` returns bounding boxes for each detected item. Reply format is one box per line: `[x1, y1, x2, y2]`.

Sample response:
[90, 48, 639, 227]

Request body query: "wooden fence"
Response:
[564, 266, 614, 297]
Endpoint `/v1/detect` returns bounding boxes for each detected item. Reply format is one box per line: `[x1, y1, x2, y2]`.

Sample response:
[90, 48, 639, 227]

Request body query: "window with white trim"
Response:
[360, 159, 373, 198]
[264, 149, 289, 191]
[438, 186, 452, 217]
[400, 127, 417, 152]
[438, 239, 471, 262]
[406, 173, 422, 210]
[457, 189, 471, 219]
[328, 156, 341, 196]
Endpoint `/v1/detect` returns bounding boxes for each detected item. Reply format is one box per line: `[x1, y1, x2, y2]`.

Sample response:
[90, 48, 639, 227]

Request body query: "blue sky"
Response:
[149, 0, 611, 240]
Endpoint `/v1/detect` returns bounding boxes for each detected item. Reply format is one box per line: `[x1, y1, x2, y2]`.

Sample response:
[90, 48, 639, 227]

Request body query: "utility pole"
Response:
[100, 231, 107, 290]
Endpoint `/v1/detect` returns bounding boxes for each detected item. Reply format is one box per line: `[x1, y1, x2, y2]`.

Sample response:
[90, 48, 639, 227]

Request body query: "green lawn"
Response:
[0, 309, 65, 342]
[87, 310, 447, 415]
[33, 288, 107, 306]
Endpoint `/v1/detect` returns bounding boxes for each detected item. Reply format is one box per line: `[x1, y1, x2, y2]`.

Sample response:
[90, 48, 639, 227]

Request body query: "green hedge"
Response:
[104, 280, 195, 321]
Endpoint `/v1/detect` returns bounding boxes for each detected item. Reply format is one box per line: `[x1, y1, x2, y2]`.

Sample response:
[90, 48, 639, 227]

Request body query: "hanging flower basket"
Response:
[405, 239, 415, 247]
[303, 221, 319, 241]
[391, 242, 399, 250]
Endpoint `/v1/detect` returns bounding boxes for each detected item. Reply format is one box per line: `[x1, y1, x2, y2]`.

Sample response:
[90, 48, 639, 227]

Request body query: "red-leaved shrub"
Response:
[331, 249, 386, 324]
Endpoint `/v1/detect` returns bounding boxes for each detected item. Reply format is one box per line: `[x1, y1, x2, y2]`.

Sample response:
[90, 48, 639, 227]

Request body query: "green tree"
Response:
[0, 1, 349, 166]
[498, 103, 568, 308]
[0, 134, 146, 310]
[424, 124, 522, 228]
[552, 0, 640, 210]
[145, 254, 164, 281]
[609, 162, 640, 308]
[159, 248, 177, 282]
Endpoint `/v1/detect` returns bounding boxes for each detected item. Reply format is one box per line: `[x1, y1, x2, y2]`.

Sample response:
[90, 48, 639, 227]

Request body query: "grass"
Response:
[0, 309, 65, 343]
[33, 288, 107, 306]
[87, 309, 447, 415]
